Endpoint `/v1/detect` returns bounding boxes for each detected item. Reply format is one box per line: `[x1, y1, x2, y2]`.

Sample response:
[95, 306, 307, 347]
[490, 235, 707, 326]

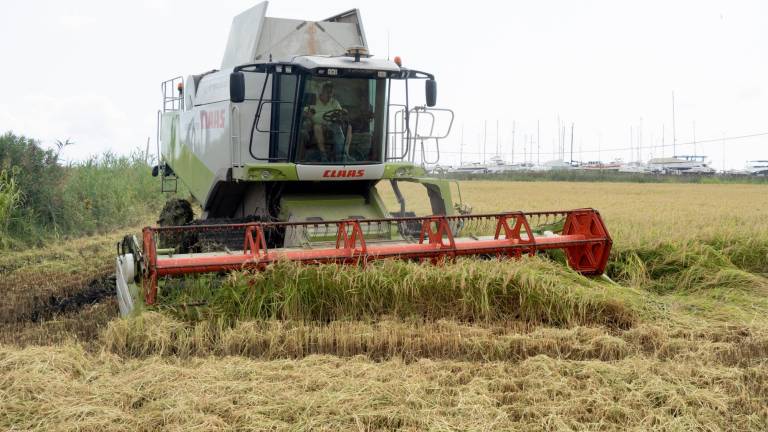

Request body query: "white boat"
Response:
[448, 162, 488, 175]
[540, 160, 574, 171]
[580, 160, 622, 171]
[647, 155, 716, 175]
[485, 155, 533, 173]
[746, 160, 768, 176]
[618, 161, 650, 174]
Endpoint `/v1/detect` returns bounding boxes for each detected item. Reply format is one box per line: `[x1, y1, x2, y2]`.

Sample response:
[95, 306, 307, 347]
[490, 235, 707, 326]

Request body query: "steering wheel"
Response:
[322, 109, 349, 123]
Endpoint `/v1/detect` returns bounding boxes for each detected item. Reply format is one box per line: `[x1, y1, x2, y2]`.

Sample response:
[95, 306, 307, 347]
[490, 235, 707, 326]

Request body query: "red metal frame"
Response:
[139, 209, 612, 305]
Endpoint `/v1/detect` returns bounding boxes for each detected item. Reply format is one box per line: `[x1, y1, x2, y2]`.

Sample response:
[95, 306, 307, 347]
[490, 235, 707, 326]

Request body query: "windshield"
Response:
[296, 76, 388, 164]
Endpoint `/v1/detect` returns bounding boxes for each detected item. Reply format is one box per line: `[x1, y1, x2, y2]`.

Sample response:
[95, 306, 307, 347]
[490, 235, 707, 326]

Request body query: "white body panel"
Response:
[178, 100, 234, 173]
[163, 70, 274, 181]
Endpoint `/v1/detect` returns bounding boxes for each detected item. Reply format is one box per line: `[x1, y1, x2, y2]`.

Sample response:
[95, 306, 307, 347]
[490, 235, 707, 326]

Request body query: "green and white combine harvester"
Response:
[115, 2, 612, 316]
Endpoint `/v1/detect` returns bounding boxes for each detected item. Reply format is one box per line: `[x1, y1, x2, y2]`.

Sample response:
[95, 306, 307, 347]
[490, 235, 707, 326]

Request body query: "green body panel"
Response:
[232, 162, 424, 182]
[396, 177, 456, 216]
[382, 162, 427, 179]
[279, 190, 389, 221]
[233, 164, 299, 181]
[161, 112, 215, 202]
[278, 188, 394, 242]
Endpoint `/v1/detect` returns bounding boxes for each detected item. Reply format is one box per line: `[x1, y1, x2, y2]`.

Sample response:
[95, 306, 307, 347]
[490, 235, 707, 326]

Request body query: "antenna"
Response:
[598, 133, 602, 162]
[721, 132, 726, 173]
[693, 121, 697, 156]
[483, 120, 487, 165]
[386, 29, 390, 60]
[523, 134, 528, 163]
[459, 123, 464, 166]
[570, 123, 574, 165]
[537, 120, 541, 166]
[557, 115, 561, 159]
[637, 117, 643, 162]
[672, 91, 677, 156]
[511, 121, 516, 164]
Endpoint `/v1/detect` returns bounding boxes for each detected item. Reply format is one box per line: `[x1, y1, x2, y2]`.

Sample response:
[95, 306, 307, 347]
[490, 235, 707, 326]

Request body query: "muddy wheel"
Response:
[157, 198, 195, 251]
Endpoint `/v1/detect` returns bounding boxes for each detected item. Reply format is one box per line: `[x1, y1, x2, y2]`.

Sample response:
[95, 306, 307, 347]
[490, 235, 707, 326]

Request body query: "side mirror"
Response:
[425, 79, 437, 107]
[230, 72, 245, 103]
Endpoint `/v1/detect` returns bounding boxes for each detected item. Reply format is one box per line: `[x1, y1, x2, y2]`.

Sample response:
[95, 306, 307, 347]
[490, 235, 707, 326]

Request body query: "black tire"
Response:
[157, 198, 195, 252]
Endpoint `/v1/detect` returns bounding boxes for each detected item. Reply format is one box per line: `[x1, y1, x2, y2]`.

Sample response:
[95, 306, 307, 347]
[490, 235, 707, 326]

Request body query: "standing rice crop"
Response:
[158, 258, 640, 328]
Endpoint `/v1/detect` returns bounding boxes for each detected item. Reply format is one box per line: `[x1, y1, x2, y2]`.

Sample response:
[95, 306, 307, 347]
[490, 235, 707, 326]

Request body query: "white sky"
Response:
[1, 0, 766, 169]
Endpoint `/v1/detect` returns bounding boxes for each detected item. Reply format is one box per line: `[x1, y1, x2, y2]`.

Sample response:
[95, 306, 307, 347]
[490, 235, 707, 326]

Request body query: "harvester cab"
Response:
[154, 2, 454, 223]
[115, 1, 612, 317]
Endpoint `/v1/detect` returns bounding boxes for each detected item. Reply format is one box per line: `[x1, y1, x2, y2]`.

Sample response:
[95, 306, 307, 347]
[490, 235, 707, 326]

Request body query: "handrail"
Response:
[160, 76, 184, 112]
[230, 105, 241, 168]
[386, 104, 410, 161]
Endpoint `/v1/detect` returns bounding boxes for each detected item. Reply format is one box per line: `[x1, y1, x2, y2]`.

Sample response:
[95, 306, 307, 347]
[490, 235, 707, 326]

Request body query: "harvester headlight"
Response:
[377, 71, 387, 78]
[327, 68, 338, 76]
[261, 170, 273, 180]
[395, 167, 409, 177]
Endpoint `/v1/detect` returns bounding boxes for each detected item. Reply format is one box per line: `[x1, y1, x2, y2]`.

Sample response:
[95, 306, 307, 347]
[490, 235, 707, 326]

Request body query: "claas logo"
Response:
[322, 169, 365, 178]
[200, 109, 226, 129]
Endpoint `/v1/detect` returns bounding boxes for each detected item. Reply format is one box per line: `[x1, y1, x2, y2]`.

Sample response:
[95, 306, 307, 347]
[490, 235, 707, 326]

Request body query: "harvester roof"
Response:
[289, 55, 401, 73]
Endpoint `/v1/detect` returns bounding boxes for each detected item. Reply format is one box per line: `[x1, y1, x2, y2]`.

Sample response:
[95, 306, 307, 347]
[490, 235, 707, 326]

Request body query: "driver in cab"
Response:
[305, 81, 346, 160]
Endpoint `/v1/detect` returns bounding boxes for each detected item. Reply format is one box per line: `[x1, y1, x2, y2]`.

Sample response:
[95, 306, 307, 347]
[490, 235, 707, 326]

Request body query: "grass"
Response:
[2, 179, 768, 430]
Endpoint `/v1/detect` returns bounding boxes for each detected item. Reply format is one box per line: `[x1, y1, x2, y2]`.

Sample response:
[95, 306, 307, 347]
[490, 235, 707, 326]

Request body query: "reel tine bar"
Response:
[139, 209, 612, 305]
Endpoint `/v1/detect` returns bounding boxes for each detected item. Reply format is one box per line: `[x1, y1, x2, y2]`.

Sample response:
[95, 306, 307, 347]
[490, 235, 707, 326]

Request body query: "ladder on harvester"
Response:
[156, 77, 184, 193]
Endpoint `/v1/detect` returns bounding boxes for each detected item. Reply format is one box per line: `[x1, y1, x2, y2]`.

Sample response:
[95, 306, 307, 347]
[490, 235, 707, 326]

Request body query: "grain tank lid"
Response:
[221, 1, 368, 69]
[221, 2, 269, 70]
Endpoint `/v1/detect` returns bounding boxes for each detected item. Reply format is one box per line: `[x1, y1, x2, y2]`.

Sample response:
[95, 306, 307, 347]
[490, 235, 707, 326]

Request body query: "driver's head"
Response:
[319, 82, 334, 103]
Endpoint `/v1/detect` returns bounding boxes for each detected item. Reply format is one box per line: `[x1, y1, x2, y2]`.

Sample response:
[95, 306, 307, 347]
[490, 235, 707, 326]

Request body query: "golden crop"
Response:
[2, 180, 768, 431]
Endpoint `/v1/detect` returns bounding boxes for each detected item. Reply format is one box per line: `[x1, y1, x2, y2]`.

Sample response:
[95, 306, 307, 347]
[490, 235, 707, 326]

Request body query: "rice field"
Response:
[2, 180, 768, 431]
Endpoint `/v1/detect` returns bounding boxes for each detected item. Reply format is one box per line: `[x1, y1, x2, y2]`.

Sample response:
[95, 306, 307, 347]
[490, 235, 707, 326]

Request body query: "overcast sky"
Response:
[1, 0, 766, 169]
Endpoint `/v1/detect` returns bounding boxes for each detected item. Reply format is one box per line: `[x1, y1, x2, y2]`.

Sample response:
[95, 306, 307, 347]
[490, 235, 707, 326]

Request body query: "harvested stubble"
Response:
[0, 300, 118, 348]
[1, 345, 766, 431]
[103, 312, 768, 367]
[0, 229, 129, 323]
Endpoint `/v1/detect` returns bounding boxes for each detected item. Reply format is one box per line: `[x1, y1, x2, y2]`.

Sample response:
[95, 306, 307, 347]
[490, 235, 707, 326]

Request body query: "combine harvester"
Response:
[115, 2, 612, 316]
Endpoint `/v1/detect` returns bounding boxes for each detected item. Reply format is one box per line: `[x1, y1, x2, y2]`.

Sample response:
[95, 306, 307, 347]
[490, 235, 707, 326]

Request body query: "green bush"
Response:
[0, 168, 23, 248]
[0, 131, 164, 247]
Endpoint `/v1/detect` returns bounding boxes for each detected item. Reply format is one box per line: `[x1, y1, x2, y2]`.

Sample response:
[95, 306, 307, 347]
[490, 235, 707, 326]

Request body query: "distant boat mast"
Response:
[672, 91, 677, 156]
